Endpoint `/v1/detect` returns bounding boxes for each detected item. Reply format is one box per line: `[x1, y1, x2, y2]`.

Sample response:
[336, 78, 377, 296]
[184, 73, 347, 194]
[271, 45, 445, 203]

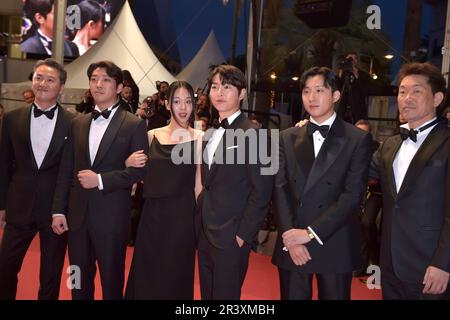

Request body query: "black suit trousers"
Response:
[0, 221, 67, 300]
[360, 193, 382, 267]
[67, 216, 128, 300]
[197, 228, 251, 300]
[278, 268, 352, 300]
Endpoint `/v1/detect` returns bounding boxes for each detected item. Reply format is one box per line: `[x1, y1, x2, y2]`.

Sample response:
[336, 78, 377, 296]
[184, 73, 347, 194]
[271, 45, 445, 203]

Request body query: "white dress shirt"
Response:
[393, 118, 438, 192]
[309, 112, 336, 157]
[206, 110, 241, 168]
[30, 103, 58, 169]
[37, 29, 52, 55]
[89, 104, 120, 190]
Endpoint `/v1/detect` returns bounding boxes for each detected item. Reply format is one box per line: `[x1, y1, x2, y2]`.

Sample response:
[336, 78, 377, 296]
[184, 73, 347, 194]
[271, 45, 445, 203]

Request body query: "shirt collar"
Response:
[401, 117, 438, 138]
[37, 29, 52, 42]
[34, 102, 57, 111]
[94, 102, 119, 112]
[310, 112, 336, 127]
[220, 110, 241, 125]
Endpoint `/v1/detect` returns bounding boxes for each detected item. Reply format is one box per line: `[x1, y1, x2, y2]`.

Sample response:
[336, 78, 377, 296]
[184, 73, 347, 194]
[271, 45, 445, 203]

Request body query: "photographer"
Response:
[137, 94, 167, 130]
[337, 52, 371, 124]
[155, 81, 171, 121]
[120, 85, 135, 113]
[75, 89, 94, 114]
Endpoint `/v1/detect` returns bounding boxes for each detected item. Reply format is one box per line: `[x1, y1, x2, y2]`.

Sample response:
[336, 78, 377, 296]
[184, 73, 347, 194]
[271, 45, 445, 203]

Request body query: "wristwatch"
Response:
[306, 228, 315, 240]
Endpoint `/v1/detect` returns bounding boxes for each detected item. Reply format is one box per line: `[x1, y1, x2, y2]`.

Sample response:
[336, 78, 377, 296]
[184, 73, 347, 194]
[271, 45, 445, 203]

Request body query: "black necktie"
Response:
[33, 105, 57, 120]
[399, 118, 440, 143]
[307, 122, 329, 138]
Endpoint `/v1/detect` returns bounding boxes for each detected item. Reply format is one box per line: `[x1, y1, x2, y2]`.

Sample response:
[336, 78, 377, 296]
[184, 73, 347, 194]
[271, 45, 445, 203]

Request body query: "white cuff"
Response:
[52, 214, 65, 217]
[98, 174, 104, 190]
[307, 226, 324, 245]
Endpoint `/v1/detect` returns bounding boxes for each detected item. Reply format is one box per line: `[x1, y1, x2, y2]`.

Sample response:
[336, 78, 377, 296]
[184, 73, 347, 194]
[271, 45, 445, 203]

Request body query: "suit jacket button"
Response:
[299, 202, 303, 207]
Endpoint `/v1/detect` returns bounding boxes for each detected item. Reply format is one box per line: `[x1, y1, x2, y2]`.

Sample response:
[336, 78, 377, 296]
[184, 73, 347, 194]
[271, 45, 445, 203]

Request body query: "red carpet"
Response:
[1, 231, 381, 300]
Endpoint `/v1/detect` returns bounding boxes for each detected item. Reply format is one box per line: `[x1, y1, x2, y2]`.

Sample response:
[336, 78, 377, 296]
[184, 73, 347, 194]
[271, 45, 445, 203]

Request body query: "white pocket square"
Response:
[227, 145, 239, 150]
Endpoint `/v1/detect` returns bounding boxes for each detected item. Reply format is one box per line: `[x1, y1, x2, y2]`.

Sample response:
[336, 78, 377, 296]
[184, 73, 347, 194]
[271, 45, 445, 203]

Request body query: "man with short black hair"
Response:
[120, 85, 134, 113]
[371, 62, 450, 299]
[0, 58, 75, 300]
[198, 64, 273, 300]
[272, 66, 372, 300]
[52, 60, 148, 300]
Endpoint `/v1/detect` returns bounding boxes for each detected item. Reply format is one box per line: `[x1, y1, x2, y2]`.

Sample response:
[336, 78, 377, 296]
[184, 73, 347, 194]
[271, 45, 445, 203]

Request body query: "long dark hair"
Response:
[167, 81, 195, 128]
[77, 0, 105, 28]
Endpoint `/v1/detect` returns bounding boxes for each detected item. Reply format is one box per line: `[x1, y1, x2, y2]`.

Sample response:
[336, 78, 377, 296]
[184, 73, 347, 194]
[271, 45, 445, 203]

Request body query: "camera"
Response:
[159, 92, 167, 101]
[141, 97, 156, 118]
[339, 57, 354, 73]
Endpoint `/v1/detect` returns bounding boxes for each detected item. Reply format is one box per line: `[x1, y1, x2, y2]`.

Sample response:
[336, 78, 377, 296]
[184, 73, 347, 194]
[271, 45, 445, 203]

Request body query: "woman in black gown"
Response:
[125, 81, 203, 299]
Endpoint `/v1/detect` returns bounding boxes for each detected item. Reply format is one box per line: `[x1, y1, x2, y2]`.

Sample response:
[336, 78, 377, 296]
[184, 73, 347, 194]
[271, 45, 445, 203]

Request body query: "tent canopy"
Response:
[177, 30, 226, 92]
[64, 0, 176, 98]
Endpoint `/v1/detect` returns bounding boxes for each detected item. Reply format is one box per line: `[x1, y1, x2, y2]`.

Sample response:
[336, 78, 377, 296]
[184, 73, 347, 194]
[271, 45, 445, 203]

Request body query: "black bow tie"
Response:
[399, 118, 440, 143]
[214, 118, 229, 129]
[399, 127, 418, 142]
[91, 104, 119, 120]
[307, 122, 329, 138]
[33, 105, 57, 120]
[91, 109, 111, 120]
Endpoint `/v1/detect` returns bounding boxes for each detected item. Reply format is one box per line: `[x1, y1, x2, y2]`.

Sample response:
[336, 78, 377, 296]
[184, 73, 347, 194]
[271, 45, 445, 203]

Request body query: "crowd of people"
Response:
[0, 56, 449, 301]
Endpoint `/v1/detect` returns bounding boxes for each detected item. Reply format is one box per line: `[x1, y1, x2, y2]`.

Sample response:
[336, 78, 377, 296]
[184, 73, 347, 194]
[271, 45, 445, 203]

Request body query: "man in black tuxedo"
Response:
[197, 65, 273, 299]
[120, 85, 136, 113]
[272, 66, 372, 300]
[371, 62, 450, 299]
[0, 59, 75, 300]
[51, 61, 148, 300]
[21, 0, 79, 58]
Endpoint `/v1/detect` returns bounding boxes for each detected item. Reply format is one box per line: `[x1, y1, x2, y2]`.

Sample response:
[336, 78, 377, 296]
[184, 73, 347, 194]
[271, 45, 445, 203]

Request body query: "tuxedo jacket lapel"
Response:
[206, 113, 246, 179]
[397, 123, 448, 198]
[384, 135, 403, 198]
[79, 114, 93, 168]
[208, 140, 220, 178]
[291, 127, 314, 185]
[202, 139, 211, 183]
[303, 118, 347, 195]
[93, 107, 125, 167]
[40, 105, 66, 169]
[22, 106, 39, 170]
[208, 132, 227, 179]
